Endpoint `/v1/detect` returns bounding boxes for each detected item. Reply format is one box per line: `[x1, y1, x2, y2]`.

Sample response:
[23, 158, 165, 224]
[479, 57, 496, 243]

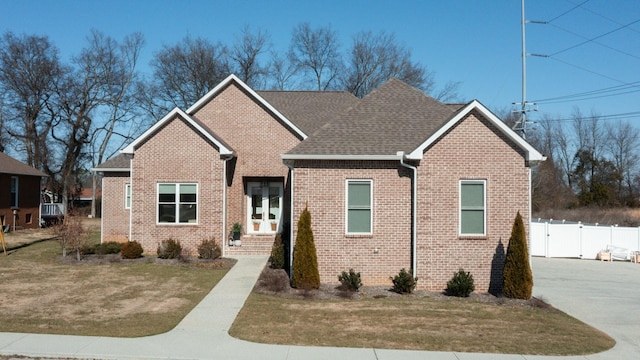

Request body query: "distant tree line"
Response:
[523, 109, 640, 210]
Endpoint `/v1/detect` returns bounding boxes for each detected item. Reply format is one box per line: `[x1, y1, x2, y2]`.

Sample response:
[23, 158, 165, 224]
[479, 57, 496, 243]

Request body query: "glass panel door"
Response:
[248, 181, 283, 234]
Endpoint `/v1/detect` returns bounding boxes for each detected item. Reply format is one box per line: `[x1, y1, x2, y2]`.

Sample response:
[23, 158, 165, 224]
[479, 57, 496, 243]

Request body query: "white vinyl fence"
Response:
[530, 219, 640, 259]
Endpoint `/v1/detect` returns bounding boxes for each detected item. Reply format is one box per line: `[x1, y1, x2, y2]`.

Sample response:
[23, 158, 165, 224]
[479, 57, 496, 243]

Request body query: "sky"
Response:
[1, 0, 639, 131]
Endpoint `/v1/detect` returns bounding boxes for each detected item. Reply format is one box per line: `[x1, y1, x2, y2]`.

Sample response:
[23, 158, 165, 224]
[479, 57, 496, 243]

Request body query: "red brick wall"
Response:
[418, 111, 530, 292]
[130, 115, 225, 255]
[291, 160, 412, 286]
[101, 173, 130, 243]
[191, 83, 300, 244]
[0, 174, 42, 230]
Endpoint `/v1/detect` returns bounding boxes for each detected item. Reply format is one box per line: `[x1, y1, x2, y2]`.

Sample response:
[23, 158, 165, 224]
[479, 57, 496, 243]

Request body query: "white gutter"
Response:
[397, 151, 418, 279]
[282, 154, 407, 161]
[128, 157, 133, 243]
[285, 162, 295, 278]
[222, 156, 233, 258]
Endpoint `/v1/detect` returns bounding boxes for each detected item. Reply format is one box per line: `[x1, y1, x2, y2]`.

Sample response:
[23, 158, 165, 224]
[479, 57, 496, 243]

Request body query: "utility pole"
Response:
[513, 0, 546, 140]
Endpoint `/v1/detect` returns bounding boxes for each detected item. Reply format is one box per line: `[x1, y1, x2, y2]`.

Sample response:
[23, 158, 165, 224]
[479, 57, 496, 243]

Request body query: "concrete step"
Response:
[226, 236, 274, 256]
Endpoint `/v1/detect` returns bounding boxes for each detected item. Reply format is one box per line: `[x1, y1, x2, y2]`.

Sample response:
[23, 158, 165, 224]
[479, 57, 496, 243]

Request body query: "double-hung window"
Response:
[10, 177, 18, 208]
[125, 184, 131, 209]
[157, 183, 197, 224]
[460, 180, 486, 236]
[346, 180, 372, 234]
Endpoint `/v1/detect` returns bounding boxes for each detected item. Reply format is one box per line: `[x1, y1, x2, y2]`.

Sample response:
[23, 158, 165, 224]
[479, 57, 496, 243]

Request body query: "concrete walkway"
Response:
[0, 256, 637, 359]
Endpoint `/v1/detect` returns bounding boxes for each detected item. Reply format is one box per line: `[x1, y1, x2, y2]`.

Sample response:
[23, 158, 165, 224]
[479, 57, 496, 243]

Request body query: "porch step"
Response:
[226, 236, 274, 256]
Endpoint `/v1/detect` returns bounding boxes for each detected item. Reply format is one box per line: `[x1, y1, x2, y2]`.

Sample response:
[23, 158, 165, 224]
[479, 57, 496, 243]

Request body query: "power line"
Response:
[549, 23, 640, 61]
[550, 18, 640, 57]
[538, 110, 640, 122]
[532, 81, 640, 104]
[567, 0, 640, 35]
[548, 0, 590, 23]
[548, 56, 628, 85]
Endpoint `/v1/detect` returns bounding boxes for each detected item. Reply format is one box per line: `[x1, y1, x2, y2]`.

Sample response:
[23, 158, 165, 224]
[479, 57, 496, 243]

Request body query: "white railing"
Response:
[530, 219, 640, 259]
[41, 203, 65, 217]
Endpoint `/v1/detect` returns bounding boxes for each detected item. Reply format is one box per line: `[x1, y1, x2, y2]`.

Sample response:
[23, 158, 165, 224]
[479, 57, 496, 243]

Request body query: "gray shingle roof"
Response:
[94, 153, 131, 170]
[287, 78, 457, 156]
[257, 91, 360, 135]
[0, 152, 47, 176]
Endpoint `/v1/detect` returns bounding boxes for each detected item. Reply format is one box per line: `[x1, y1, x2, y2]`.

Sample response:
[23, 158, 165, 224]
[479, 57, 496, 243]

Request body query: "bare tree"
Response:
[88, 31, 145, 217]
[147, 36, 230, 113]
[0, 32, 62, 168]
[342, 31, 426, 98]
[289, 23, 342, 90]
[606, 120, 640, 205]
[230, 26, 269, 88]
[268, 50, 299, 90]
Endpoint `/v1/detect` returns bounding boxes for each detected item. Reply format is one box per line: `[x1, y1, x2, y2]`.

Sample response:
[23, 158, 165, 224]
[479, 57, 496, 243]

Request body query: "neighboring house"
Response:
[95, 75, 544, 291]
[0, 152, 47, 230]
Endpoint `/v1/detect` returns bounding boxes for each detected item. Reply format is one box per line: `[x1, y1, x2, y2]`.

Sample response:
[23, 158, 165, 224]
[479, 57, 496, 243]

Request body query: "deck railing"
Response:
[41, 203, 65, 217]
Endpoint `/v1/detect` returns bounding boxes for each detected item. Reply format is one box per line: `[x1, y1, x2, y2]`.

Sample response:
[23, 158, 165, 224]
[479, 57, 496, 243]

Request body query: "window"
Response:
[10, 176, 18, 208]
[125, 184, 131, 209]
[157, 183, 197, 224]
[460, 180, 486, 236]
[346, 180, 372, 234]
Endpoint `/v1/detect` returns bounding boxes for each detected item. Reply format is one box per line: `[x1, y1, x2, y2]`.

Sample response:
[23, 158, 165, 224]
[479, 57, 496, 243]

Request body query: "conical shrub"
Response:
[291, 205, 320, 289]
[503, 211, 533, 299]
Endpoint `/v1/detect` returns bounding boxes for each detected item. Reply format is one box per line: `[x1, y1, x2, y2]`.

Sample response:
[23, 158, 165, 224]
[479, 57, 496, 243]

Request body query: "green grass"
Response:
[0, 240, 233, 337]
[230, 293, 615, 355]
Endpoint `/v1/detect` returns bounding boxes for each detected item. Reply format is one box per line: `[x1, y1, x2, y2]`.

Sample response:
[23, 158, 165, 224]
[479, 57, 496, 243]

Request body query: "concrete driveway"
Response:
[531, 257, 640, 359]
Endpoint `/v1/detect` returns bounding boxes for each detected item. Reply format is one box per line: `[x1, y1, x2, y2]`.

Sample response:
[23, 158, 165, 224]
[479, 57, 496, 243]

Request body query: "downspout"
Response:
[128, 157, 133, 243]
[222, 155, 233, 258]
[398, 152, 417, 279]
[285, 162, 294, 277]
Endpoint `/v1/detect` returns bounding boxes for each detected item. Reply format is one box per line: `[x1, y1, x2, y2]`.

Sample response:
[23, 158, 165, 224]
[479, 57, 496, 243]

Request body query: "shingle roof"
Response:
[287, 78, 456, 156]
[257, 91, 360, 135]
[94, 153, 131, 171]
[0, 152, 47, 176]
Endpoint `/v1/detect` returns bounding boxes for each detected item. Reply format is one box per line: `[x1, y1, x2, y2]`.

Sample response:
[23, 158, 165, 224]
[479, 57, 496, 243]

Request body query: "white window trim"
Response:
[459, 179, 487, 236]
[156, 182, 198, 225]
[125, 183, 131, 209]
[10, 176, 18, 208]
[345, 179, 373, 235]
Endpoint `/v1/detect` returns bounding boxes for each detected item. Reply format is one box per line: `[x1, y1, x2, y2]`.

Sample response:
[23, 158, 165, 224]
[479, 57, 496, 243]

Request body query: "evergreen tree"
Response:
[291, 205, 320, 289]
[503, 212, 533, 299]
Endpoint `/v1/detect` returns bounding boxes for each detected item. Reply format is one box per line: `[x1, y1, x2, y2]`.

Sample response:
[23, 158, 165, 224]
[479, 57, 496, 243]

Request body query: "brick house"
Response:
[0, 152, 47, 230]
[95, 74, 544, 292]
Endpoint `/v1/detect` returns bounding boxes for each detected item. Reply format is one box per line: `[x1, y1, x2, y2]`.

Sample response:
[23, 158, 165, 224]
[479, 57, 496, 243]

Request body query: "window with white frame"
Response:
[125, 184, 131, 209]
[157, 183, 197, 224]
[10, 176, 18, 208]
[346, 180, 372, 234]
[460, 180, 486, 236]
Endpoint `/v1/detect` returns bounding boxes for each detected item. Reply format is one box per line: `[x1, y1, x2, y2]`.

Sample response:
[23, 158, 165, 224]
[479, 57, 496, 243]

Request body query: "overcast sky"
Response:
[2, 0, 639, 128]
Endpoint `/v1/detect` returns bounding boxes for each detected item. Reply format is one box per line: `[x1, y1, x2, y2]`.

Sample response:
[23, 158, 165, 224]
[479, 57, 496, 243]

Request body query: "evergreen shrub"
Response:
[503, 212, 533, 299]
[121, 241, 143, 259]
[445, 268, 475, 297]
[157, 238, 183, 259]
[197, 237, 221, 259]
[338, 268, 362, 292]
[291, 205, 320, 289]
[390, 268, 417, 294]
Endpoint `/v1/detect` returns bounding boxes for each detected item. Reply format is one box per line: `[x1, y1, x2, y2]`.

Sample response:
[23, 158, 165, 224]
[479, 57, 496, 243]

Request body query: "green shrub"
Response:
[197, 237, 221, 259]
[157, 238, 183, 259]
[93, 241, 123, 255]
[338, 268, 362, 292]
[291, 205, 320, 290]
[503, 212, 533, 299]
[121, 241, 143, 259]
[390, 268, 417, 294]
[270, 234, 285, 269]
[445, 268, 475, 297]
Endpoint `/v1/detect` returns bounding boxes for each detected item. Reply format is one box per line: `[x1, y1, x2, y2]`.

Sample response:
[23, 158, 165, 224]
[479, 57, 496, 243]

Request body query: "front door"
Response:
[247, 181, 283, 234]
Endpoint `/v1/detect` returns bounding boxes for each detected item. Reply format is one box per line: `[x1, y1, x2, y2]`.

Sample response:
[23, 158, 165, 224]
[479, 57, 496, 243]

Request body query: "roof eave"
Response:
[407, 100, 545, 163]
[282, 154, 404, 161]
[92, 167, 131, 173]
[187, 74, 308, 140]
[120, 107, 234, 156]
